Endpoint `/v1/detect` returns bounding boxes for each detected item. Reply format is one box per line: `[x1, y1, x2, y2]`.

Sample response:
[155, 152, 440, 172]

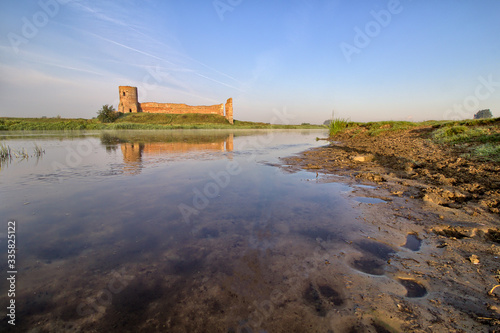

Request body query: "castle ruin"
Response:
[118, 86, 233, 124]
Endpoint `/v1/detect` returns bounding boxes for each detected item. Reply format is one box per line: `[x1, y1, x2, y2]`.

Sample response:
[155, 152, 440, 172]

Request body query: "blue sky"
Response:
[1, 0, 499, 123]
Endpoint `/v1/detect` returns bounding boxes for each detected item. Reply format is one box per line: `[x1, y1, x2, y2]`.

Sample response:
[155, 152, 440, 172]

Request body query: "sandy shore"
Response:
[280, 125, 500, 332]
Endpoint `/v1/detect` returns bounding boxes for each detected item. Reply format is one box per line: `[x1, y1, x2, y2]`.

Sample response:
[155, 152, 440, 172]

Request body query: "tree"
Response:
[97, 104, 119, 123]
[323, 119, 331, 125]
[473, 109, 493, 119]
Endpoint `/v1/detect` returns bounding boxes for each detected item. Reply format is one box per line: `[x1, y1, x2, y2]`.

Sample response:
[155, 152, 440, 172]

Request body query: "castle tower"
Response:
[118, 86, 141, 113]
[225, 98, 233, 124]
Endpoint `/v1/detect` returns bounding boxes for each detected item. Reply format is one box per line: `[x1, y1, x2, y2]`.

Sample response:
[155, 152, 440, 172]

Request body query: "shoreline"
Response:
[279, 124, 500, 331]
[0, 116, 327, 131]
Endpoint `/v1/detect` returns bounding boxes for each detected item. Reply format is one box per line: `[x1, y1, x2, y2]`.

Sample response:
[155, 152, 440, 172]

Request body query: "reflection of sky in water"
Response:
[0, 129, 379, 331]
[0, 129, 334, 260]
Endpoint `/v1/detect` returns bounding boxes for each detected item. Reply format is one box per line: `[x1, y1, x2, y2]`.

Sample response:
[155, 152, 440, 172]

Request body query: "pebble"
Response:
[469, 255, 480, 265]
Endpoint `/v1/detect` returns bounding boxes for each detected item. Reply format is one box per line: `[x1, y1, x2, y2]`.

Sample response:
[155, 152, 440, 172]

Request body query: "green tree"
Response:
[97, 104, 119, 123]
[473, 109, 493, 119]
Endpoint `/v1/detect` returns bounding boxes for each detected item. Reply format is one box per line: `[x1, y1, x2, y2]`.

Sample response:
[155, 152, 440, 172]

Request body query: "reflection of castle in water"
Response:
[119, 133, 234, 175]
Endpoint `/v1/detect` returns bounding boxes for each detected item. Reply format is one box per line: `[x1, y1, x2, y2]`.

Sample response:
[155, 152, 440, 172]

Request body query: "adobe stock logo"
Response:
[443, 75, 499, 120]
[340, 0, 404, 63]
[7, 0, 73, 54]
[213, 0, 243, 21]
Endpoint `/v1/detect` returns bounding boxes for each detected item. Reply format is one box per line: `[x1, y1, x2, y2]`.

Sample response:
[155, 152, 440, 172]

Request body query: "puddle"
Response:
[403, 233, 422, 251]
[353, 184, 377, 189]
[398, 279, 427, 298]
[355, 197, 387, 204]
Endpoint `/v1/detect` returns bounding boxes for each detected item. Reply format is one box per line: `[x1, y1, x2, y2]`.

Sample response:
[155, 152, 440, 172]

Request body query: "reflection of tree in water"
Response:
[100, 133, 124, 153]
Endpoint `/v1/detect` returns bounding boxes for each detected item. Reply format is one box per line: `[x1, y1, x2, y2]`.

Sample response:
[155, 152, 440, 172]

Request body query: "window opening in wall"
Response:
[123, 92, 126, 96]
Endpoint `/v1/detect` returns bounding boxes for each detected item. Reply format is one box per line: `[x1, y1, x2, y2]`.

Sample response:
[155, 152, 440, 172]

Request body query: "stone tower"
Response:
[118, 86, 141, 113]
[225, 98, 233, 124]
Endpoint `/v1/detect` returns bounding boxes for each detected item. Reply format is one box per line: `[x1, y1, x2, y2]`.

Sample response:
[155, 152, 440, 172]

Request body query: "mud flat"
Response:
[280, 124, 500, 332]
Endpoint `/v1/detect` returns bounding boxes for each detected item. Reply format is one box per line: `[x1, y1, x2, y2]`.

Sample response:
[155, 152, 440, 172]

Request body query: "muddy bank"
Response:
[280, 125, 500, 331]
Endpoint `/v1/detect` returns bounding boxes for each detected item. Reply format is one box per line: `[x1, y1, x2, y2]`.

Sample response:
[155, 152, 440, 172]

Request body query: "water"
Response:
[403, 233, 422, 252]
[0, 130, 380, 332]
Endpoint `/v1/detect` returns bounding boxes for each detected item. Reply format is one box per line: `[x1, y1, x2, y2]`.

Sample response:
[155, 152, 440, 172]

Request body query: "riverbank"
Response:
[280, 120, 500, 331]
[0, 114, 326, 131]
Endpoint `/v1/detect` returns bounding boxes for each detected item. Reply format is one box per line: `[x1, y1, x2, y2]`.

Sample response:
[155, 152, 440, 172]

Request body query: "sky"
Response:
[0, 0, 499, 124]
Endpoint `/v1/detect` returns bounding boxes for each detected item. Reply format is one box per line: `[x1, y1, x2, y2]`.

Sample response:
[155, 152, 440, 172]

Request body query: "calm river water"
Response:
[0, 130, 381, 332]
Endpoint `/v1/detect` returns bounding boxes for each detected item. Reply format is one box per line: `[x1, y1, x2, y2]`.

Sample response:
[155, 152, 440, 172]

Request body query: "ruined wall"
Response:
[118, 86, 141, 113]
[140, 102, 224, 115]
[118, 86, 233, 123]
[225, 98, 233, 124]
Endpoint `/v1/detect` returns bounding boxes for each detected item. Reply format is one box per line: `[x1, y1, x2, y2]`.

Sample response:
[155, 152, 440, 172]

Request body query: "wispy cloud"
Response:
[71, 1, 245, 92]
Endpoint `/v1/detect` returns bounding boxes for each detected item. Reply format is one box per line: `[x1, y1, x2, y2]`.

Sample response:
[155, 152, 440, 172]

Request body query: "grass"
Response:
[0, 114, 327, 131]
[432, 118, 500, 162]
[474, 143, 500, 162]
[33, 143, 45, 157]
[362, 121, 421, 136]
[328, 117, 351, 135]
[0, 143, 46, 165]
[327, 117, 499, 162]
[0, 144, 11, 160]
[329, 120, 424, 137]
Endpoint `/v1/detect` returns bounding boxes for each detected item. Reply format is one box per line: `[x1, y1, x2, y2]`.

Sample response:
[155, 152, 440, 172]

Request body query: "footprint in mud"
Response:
[355, 239, 395, 261]
[350, 239, 396, 276]
[349, 239, 428, 299]
[304, 283, 326, 317]
[398, 278, 427, 298]
[351, 257, 387, 276]
[304, 283, 344, 316]
[402, 233, 422, 251]
[318, 285, 344, 306]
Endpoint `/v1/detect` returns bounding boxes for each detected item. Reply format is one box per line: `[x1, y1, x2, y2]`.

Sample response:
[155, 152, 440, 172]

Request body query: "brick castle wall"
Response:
[140, 102, 224, 115]
[118, 86, 232, 123]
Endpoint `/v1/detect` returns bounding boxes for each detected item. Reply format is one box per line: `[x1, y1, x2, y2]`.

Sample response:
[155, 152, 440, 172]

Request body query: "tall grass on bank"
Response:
[329, 117, 351, 136]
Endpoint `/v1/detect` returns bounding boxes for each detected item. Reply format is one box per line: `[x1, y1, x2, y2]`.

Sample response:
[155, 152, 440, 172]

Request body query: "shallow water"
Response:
[403, 233, 422, 252]
[0, 129, 396, 331]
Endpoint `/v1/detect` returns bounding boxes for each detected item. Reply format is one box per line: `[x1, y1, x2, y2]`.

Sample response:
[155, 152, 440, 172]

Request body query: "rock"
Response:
[352, 154, 374, 162]
[469, 254, 480, 265]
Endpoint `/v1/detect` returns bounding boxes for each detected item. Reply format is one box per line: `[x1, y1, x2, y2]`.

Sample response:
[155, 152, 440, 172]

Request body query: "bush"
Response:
[474, 109, 493, 119]
[97, 105, 119, 123]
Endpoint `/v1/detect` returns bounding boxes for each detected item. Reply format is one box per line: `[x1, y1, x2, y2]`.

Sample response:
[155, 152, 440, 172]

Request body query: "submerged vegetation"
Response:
[0, 143, 46, 166]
